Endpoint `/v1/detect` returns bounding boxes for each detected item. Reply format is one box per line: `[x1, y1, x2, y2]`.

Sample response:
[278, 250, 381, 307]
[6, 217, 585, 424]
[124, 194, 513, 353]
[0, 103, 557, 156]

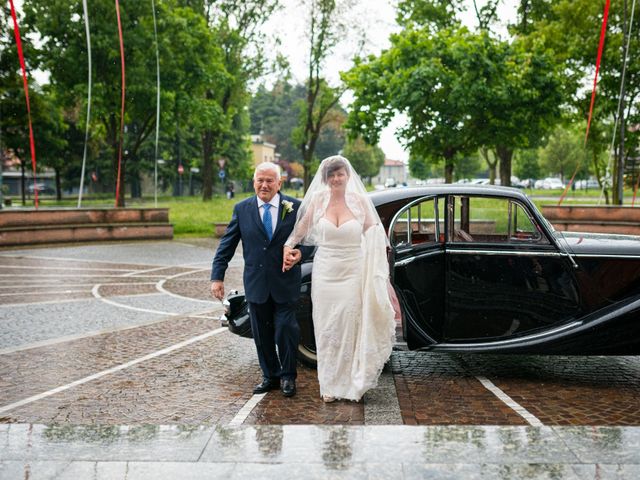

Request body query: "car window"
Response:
[510, 202, 546, 243]
[450, 196, 547, 245]
[391, 197, 437, 248]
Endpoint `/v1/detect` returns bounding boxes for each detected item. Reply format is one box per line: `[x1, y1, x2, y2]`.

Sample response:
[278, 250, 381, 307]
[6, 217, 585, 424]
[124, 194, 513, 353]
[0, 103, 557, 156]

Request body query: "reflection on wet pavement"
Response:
[1, 424, 640, 479]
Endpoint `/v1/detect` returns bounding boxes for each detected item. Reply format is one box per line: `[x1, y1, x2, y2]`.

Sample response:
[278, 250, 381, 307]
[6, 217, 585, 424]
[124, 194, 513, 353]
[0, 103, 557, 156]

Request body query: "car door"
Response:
[389, 195, 446, 347]
[443, 195, 582, 343]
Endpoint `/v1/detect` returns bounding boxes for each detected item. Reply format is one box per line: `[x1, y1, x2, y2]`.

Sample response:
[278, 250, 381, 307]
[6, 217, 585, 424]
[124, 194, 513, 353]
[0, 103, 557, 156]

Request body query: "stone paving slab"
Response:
[2, 425, 640, 479]
[2, 332, 261, 425]
[472, 355, 640, 426]
[392, 352, 528, 426]
[5, 461, 640, 480]
[0, 317, 221, 407]
[0, 240, 217, 267]
[392, 352, 640, 427]
[0, 296, 206, 351]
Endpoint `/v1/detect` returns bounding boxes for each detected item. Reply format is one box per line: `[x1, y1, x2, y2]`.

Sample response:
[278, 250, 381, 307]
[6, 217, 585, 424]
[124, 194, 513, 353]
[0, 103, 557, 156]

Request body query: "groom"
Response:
[211, 162, 306, 397]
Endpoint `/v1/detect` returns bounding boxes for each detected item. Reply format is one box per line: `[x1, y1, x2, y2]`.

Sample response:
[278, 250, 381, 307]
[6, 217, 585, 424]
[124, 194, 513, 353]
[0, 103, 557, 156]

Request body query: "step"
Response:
[0, 223, 173, 247]
[0, 208, 169, 228]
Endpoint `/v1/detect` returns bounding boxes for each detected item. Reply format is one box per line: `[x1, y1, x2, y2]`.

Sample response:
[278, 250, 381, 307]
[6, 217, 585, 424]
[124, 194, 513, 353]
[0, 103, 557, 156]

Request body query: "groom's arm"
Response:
[211, 205, 241, 291]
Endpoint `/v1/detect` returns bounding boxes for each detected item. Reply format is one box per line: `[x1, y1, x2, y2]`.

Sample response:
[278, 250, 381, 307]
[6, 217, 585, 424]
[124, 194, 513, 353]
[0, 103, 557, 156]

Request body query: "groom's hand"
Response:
[211, 280, 224, 300]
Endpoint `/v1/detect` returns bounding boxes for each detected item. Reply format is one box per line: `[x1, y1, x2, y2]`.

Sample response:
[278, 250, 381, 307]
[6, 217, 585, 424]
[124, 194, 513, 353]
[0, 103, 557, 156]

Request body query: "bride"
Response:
[283, 155, 397, 402]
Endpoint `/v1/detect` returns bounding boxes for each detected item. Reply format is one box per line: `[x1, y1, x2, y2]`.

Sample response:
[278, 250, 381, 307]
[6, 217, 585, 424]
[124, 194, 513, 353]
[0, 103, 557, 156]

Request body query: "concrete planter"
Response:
[0, 208, 173, 247]
[214, 222, 228, 238]
[542, 205, 640, 235]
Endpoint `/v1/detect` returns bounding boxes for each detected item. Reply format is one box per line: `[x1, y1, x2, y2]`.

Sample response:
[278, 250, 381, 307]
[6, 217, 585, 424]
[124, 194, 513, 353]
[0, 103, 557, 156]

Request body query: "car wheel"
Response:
[297, 342, 317, 368]
[296, 289, 317, 368]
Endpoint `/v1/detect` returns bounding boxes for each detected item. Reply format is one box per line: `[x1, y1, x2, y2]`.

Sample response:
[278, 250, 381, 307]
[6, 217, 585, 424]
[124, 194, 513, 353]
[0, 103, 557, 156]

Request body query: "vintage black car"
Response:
[225, 185, 640, 367]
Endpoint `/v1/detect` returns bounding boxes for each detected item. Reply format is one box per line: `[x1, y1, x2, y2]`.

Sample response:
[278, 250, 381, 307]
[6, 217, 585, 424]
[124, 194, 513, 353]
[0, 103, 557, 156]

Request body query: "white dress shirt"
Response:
[257, 193, 279, 237]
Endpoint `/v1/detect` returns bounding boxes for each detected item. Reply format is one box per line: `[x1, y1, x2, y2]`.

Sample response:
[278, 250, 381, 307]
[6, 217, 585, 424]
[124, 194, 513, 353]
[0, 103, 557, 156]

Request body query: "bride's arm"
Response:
[284, 196, 317, 248]
[358, 194, 379, 233]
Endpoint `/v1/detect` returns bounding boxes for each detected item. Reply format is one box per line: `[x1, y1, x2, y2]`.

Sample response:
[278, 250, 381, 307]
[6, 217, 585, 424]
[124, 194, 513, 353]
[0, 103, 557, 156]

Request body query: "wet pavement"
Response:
[1, 239, 640, 478]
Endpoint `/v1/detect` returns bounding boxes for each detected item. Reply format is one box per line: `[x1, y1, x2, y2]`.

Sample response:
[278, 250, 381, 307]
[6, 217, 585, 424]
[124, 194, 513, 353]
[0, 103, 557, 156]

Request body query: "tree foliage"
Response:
[520, 0, 640, 203]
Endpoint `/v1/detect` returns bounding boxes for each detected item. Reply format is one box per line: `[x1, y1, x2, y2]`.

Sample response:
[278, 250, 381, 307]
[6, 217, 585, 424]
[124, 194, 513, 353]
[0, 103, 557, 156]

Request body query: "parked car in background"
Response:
[574, 178, 600, 190]
[537, 177, 565, 190]
[384, 178, 397, 188]
[27, 183, 55, 195]
[226, 185, 640, 366]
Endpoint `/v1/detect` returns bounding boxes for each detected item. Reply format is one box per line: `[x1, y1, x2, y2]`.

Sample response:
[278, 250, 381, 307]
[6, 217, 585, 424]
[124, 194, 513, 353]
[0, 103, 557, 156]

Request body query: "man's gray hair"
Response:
[253, 162, 281, 180]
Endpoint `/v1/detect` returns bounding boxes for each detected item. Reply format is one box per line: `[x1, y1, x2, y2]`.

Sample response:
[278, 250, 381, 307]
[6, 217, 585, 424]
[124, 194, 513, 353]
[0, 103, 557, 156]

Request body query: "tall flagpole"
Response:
[78, 0, 92, 208]
[151, 0, 161, 207]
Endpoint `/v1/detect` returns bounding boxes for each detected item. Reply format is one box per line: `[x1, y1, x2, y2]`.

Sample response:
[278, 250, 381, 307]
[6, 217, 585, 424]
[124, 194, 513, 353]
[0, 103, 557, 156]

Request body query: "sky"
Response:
[267, 0, 519, 161]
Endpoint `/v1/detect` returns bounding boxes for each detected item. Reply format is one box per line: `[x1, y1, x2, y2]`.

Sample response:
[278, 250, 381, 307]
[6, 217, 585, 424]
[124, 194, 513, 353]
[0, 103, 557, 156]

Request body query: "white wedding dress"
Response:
[312, 217, 396, 401]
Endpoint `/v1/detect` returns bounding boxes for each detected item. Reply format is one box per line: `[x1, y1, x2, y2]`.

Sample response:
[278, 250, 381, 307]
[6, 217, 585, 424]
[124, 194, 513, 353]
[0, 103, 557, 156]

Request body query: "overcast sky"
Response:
[268, 0, 519, 161]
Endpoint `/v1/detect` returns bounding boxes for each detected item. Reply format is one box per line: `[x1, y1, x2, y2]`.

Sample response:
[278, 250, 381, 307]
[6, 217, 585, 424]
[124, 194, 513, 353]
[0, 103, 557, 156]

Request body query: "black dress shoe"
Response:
[253, 378, 279, 394]
[281, 379, 296, 397]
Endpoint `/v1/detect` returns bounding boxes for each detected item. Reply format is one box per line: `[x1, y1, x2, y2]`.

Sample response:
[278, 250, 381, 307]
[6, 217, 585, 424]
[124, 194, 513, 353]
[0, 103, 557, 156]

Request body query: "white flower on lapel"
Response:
[281, 200, 294, 220]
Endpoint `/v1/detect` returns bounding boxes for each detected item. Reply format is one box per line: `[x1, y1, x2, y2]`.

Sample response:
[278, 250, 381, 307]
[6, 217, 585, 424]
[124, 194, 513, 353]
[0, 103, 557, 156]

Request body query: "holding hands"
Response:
[282, 245, 302, 272]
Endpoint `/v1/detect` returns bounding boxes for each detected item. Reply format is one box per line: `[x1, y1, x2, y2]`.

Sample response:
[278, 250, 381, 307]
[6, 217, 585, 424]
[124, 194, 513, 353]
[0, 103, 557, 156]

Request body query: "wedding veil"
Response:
[285, 155, 384, 247]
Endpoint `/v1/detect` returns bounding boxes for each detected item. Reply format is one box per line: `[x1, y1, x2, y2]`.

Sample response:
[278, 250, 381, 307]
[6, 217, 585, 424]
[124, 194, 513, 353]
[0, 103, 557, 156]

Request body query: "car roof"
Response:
[368, 184, 530, 207]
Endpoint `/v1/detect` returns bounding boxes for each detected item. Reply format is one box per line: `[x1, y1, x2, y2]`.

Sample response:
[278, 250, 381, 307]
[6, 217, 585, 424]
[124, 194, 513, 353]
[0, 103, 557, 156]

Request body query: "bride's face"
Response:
[327, 167, 348, 191]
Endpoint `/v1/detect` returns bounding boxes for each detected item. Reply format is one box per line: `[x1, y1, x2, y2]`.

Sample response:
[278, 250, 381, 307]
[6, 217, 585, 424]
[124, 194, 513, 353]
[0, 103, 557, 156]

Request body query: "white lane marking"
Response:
[0, 289, 176, 309]
[0, 252, 213, 268]
[121, 265, 174, 277]
[228, 393, 268, 426]
[0, 274, 166, 278]
[0, 316, 202, 355]
[0, 265, 136, 272]
[0, 327, 229, 415]
[156, 269, 217, 305]
[476, 375, 544, 427]
[0, 290, 90, 297]
[91, 285, 220, 319]
[0, 282, 157, 289]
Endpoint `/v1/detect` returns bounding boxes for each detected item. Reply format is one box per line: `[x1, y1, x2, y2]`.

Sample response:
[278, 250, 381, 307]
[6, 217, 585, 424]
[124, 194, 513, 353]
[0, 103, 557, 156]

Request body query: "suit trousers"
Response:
[248, 295, 299, 381]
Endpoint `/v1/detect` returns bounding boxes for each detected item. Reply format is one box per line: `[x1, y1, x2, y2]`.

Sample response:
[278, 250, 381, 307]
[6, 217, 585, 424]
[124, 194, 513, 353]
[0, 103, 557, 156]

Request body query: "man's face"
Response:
[253, 169, 281, 202]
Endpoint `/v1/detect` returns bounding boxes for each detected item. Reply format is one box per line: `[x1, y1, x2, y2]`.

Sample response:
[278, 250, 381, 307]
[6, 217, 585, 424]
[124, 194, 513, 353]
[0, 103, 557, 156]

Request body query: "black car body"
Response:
[227, 186, 640, 367]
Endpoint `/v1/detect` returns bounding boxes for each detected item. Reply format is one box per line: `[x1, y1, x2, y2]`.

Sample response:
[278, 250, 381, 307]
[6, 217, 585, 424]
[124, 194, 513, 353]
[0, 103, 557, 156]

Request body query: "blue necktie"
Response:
[262, 203, 273, 240]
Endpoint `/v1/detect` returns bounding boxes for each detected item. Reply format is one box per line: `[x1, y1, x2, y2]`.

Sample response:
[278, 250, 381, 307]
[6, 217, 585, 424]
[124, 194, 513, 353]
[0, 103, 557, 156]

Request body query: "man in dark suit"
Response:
[211, 162, 306, 397]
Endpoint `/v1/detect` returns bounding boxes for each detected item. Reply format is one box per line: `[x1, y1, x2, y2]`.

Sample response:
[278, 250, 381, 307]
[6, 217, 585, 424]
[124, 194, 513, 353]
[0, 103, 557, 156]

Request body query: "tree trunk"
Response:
[480, 148, 498, 184]
[202, 130, 214, 201]
[444, 152, 454, 183]
[55, 168, 62, 201]
[496, 145, 513, 187]
[20, 161, 26, 206]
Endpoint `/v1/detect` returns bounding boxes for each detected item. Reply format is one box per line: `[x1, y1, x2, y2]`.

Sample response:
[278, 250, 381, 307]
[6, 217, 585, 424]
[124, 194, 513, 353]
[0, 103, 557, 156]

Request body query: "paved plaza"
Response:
[1, 239, 639, 479]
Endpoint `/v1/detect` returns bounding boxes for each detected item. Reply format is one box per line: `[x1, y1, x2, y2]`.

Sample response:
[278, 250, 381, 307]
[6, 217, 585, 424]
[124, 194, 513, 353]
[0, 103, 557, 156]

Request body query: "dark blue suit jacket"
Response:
[211, 193, 309, 304]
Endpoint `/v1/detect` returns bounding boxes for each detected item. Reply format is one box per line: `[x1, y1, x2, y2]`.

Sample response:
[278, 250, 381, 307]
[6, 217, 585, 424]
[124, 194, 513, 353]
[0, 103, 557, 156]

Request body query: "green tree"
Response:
[199, 0, 280, 200]
[342, 137, 385, 184]
[0, 6, 67, 204]
[295, 0, 350, 192]
[513, 148, 542, 181]
[521, 0, 640, 203]
[538, 125, 587, 181]
[344, 27, 489, 183]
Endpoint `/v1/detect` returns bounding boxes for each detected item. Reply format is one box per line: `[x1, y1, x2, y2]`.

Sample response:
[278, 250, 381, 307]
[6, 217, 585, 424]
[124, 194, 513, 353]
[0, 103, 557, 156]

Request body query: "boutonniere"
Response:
[281, 200, 294, 220]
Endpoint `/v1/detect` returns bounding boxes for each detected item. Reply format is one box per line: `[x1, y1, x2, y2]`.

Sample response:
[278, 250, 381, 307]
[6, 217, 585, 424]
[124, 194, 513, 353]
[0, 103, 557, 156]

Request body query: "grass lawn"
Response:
[7, 186, 635, 238]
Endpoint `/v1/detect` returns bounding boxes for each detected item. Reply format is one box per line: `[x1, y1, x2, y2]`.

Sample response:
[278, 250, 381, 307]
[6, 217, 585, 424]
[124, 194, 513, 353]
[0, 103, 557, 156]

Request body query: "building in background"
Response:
[251, 135, 277, 166]
[372, 158, 408, 187]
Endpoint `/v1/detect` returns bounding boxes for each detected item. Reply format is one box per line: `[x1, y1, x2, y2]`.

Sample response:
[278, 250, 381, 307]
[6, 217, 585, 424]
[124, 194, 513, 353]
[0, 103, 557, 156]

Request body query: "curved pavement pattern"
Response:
[1, 239, 639, 478]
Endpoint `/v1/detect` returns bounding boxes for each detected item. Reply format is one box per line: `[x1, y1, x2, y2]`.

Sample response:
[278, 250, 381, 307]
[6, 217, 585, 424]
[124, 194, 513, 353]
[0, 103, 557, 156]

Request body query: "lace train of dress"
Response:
[312, 218, 396, 401]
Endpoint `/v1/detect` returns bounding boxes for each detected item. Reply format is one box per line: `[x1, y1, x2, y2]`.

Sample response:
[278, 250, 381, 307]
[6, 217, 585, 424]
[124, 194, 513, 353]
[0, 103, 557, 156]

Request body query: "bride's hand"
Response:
[282, 245, 293, 272]
[282, 246, 301, 272]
